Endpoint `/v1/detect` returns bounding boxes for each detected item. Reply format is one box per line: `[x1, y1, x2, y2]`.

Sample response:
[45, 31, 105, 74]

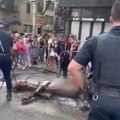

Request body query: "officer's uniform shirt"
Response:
[76, 26, 120, 120]
[73, 37, 97, 67]
[0, 30, 13, 53]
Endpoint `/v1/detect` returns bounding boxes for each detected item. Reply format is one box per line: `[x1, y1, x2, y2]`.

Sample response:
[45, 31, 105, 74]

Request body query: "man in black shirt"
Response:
[55, 35, 69, 78]
[0, 22, 13, 101]
[68, 1, 120, 120]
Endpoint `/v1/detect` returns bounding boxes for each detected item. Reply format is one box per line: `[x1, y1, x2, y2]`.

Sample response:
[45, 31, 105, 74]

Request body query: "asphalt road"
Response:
[0, 67, 87, 120]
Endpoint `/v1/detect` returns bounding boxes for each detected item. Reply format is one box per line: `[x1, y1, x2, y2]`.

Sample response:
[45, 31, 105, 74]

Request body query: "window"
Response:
[24, 25, 33, 33]
[37, 0, 44, 13]
[54, 17, 59, 26]
[46, 15, 53, 25]
[46, 1, 54, 11]
[26, 2, 31, 14]
[0, 0, 14, 11]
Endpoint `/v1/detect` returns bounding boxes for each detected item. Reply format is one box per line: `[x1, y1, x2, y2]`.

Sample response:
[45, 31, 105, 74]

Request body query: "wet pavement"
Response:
[0, 66, 88, 120]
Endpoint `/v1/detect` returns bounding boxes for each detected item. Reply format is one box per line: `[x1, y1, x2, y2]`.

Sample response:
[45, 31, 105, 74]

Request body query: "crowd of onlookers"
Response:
[8, 31, 80, 74]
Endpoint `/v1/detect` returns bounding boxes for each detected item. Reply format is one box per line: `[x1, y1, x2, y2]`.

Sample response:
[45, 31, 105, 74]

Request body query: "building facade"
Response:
[0, 0, 59, 34]
[59, 0, 115, 43]
[17, 0, 59, 34]
[0, 0, 17, 22]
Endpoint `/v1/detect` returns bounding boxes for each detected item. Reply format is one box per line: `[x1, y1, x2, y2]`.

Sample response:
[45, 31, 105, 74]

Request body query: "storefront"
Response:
[70, 16, 112, 43]
[59, 0, 114, 43]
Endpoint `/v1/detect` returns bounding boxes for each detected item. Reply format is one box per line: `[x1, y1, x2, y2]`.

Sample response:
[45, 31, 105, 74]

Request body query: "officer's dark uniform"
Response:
[55, 41, 69, 78]
[0, 29, 13, 101]
[74, 26, 120, 120]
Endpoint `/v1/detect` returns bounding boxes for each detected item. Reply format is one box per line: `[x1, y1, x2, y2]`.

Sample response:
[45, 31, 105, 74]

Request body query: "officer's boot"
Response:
[6, 92, 12, 101]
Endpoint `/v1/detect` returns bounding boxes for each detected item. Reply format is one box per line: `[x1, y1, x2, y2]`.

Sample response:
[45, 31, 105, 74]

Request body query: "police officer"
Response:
[68, 1, 120, 120]
[0, 22, 13, 101]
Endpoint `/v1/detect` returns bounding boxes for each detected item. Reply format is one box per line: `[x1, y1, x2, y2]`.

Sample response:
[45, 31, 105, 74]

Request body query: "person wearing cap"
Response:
[0, 21, 13, 101]
[12, 33, 20, 67]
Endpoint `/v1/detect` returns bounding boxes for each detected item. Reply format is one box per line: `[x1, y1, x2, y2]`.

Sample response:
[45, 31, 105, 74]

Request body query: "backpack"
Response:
[39, 37, 45, 46]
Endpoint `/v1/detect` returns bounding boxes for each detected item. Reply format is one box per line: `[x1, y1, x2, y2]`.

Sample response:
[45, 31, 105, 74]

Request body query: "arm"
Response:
[54, 43, 60, 60]
[54, 52, 60, 60]
[70, 43, 74, 52]
[48, 42, 51, 52]
[10, 36, 13, 54]
[68, 60, 86, 90]
[68, 37, 96, 90]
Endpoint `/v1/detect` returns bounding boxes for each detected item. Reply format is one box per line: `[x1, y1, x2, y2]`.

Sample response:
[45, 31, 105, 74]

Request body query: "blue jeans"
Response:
[39, 48, 44, 61]
[89, 95, 120, 120]
[0, 55, 12, 93]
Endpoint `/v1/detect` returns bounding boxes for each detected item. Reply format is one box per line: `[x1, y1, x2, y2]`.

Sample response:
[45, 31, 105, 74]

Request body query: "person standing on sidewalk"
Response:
[55, 35, 69, 78]
[38, 35, 45, 62]
[0, 22, 13, 101]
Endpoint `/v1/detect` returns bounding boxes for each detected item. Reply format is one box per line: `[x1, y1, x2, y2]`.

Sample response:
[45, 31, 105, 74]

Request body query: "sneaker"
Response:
[18, 65, 22, 69]
[22, 66, 26, 70]
[28, 65, 32, 67]
[63, 74, 68, 79]
[6, 93, 12, 101]
[63, 76, 68, 79]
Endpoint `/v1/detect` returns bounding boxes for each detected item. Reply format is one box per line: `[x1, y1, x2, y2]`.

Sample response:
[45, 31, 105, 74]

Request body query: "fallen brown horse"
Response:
[13, 79, 90, 111]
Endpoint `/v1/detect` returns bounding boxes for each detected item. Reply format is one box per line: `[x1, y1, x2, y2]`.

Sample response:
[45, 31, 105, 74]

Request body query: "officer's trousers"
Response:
[0, 55, 12, 93]
[88, 95, 120, 120]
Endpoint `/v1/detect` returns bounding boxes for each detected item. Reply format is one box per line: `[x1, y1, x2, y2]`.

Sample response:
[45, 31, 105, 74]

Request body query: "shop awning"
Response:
[1, 19, 22, 26]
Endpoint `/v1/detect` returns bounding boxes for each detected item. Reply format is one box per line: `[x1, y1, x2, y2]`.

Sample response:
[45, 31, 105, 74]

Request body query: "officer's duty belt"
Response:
[0, 53, 9, 56]
[98, 87, 120, 97]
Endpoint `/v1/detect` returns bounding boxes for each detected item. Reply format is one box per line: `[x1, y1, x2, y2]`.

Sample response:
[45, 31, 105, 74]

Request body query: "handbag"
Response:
[50, 49, 55, 57]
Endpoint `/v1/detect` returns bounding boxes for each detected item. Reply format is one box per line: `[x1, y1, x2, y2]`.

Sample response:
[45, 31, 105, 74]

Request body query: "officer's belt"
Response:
[0, 53, 9, 56]
[98, 87, 120, 97]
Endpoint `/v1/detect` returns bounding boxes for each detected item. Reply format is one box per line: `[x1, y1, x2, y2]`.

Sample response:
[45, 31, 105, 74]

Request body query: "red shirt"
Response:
[67, 39, 71, 50]
[18, 44, 26, 54]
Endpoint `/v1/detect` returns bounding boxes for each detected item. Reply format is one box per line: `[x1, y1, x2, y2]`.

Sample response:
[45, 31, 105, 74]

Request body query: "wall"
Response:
[59, 0, 115, 7]
[0, 0, 14, 11]
[0, 0, 59, 33]
[19, 0, 33, 25]
[70, 20, 112, 44]
[18, 0, 58, 33]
